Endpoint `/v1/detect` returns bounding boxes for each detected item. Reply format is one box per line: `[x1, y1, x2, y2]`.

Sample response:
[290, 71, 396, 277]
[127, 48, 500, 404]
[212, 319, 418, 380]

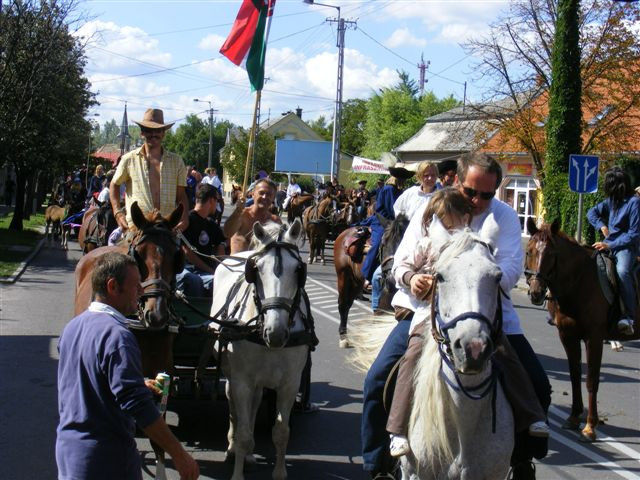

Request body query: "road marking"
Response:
[306, 276, 372, 313]
[549, 406, 640, 467]
[305, 275, 373, 325]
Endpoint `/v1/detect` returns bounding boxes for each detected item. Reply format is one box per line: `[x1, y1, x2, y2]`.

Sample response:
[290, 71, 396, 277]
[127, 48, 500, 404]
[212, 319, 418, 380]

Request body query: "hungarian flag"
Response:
[220, 0, 276, 91]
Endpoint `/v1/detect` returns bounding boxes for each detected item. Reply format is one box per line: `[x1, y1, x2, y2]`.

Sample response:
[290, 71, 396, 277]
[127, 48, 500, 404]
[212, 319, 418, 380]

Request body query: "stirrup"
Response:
[617, 318, 634, 335]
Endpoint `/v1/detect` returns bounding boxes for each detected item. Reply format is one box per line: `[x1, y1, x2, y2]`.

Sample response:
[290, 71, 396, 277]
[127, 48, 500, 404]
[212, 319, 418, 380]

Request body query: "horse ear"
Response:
[376, 213, 390, 228]
[167, 203, 184, 230]
[550, 218, 561, 234]
[526, 216, 538, 235]
[285, 218, 303, 244]
[130, 202, 148, 230]
[428, 215, 451, 249]
[253, 221, 268, 244]
[478, 213, 500, 249]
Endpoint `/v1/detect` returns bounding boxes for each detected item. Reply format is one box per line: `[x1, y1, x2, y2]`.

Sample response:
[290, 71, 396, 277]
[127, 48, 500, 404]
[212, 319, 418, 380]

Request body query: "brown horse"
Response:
[333, 214, 408, 348]
[524, 218, 639, 442]
[302, 196, 334, 264]
[74, 202, 185, 479]
[286, 193, 314, 224]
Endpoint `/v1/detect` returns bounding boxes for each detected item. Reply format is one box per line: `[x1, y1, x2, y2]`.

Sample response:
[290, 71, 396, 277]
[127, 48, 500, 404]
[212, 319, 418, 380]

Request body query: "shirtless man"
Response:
[223, 178, 281, 254]
[110, 108, 189, 232]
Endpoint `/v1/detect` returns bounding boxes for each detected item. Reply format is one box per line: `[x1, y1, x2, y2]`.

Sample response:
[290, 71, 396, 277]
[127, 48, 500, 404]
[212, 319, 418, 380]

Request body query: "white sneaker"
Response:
[528, 421, 550, 438]
[617, 318, 634, 335]
[389, 434, 410, 457]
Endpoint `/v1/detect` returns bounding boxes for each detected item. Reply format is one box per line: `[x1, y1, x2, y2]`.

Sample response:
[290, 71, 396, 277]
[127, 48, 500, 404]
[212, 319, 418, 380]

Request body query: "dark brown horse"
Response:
[286, 193, 314, 224]
[333, 214, 408, 348]
[525, 218, 639, 442]
[77, 199, 117, 254]
[74, 202, 184, 478]
[302, 196, 334, 264]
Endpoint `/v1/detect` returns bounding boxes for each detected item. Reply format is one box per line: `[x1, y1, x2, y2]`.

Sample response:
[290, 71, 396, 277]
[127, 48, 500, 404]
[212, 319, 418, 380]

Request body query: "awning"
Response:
[351, 156, 389, 174]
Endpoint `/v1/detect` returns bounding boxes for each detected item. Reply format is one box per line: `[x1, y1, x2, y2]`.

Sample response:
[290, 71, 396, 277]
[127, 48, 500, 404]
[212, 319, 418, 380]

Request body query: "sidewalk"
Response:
[0, 205, 46, 284]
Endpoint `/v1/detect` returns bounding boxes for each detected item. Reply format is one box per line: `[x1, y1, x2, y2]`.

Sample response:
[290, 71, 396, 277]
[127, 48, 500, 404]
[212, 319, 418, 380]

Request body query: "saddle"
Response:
[594, 250, 639, 331]
[343, 227, 371, 262]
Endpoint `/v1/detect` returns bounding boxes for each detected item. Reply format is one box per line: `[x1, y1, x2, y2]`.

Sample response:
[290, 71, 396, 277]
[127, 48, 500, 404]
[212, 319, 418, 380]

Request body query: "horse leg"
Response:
[272, 382, 298, 480]
[581, 337, 603, 442]
[225, 380, 237, 461]
[338, 281, 355, 348]
[560, 335, 584, 430]
[320, 234, 326, 265]
[45, 221, 50, 244]
[308, 232, 315, 264]
[228, 381, 254, 480]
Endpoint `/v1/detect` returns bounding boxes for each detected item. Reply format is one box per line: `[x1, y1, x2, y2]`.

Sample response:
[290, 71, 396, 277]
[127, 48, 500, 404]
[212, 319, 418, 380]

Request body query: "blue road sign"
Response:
[568, 155, 599, 193]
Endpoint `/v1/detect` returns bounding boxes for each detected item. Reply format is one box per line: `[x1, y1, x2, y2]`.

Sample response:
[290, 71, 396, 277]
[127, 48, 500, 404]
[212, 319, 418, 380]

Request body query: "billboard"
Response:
[275, 139, 332, 174]
[352, 156, 389, 174]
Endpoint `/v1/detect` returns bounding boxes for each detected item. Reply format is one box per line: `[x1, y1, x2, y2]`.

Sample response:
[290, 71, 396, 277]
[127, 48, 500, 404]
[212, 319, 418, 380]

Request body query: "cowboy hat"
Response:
[388, 166, 415, 180]
[438, 159, 458, 175]
[134, 108, 175, 130]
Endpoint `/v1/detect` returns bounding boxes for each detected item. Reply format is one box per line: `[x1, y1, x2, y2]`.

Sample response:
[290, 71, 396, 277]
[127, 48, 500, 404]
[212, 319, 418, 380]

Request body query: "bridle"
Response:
[244, 239, 308, 339]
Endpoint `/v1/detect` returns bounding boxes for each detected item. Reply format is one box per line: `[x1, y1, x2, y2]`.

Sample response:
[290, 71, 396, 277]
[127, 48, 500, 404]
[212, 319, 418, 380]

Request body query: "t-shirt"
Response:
[183, 210, 225, 268]
[56, 303, 160, 480]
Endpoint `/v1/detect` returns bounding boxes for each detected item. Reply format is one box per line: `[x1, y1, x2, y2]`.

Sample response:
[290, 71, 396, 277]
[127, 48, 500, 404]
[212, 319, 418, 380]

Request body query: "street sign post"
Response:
[568, 154, 599, 242]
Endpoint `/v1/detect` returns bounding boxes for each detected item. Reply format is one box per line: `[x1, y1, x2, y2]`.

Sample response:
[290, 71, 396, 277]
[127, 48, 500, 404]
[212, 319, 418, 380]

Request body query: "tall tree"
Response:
[340, 98, 368, 156]
[307, 115, 332, 141]
[0, 0, 95, 230]
[220, 129, 275, 183]
[464, 0, 640, 176]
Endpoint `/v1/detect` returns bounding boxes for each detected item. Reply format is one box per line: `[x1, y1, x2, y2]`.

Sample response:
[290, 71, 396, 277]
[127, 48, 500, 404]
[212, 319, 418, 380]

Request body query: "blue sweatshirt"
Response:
[587, 196, 640, 253]
[56, 303, 160, 480]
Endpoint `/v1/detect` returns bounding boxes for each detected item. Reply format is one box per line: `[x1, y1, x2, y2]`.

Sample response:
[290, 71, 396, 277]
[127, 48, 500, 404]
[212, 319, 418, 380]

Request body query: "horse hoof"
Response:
[611, 341, 623, 352]
[339, 336, 350, 349]
[579, 429, 597, 442]
[562, 418, 581, 430]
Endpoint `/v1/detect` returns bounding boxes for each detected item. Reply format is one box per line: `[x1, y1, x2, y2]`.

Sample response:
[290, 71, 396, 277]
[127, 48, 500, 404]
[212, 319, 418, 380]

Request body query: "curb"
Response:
[0, 238, 46, 284]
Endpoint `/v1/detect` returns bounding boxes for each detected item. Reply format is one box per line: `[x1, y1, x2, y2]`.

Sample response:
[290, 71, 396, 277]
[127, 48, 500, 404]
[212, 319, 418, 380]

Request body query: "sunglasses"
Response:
[462, 185, 495, 200]
[141, 128, 164, 135]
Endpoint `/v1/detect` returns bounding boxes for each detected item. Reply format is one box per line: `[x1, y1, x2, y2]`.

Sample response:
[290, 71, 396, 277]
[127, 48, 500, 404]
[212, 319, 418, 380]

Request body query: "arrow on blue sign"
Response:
[568, 155, 599, 194]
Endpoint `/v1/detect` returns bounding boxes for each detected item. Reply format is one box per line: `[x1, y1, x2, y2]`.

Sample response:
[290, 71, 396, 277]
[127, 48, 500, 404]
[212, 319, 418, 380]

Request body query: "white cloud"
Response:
[386, 28, 427, 48]
[198, 34, 227, 52]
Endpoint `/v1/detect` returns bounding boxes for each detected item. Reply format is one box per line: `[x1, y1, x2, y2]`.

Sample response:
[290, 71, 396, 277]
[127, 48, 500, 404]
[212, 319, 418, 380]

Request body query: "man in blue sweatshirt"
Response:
[56, 252, 199, 479]
[587, 166, 640, 335]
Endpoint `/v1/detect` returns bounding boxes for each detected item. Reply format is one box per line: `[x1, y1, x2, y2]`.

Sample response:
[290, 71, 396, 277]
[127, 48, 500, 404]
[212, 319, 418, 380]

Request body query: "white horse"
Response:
[211, 219, 311, 480]
[350, 217, 515, 480]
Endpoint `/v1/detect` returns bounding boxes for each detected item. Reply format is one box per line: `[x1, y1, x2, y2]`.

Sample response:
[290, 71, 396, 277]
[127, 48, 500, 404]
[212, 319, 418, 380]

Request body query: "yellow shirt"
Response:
[112, 146, 187, 226]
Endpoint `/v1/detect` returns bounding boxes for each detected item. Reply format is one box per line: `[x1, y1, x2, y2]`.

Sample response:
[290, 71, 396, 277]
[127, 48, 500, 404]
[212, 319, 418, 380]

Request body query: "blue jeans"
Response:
[371, 266, 383, 311]
[176, 265, 214, 297]
[361, 223, 384, 281]
[614, 248, 637, 319]
[362, 318, 411, 473]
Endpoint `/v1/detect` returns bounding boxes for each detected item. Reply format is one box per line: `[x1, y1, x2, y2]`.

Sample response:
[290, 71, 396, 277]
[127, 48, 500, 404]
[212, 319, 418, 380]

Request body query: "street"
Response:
[0, 236, 639, 480]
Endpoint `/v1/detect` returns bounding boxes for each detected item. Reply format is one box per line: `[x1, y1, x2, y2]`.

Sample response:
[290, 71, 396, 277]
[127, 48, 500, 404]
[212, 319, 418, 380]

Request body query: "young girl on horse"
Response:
[387, 187, 549, 457]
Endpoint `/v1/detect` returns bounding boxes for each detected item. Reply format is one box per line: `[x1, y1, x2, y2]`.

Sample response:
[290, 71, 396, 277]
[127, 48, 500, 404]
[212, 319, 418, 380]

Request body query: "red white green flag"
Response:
[220, 0, 276, 91]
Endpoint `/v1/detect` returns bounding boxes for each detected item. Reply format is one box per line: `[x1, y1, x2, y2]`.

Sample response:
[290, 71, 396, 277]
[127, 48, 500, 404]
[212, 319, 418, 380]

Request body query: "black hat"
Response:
[438, 159, 458, 175]
[388, 167, 415, 180]
[358, 179, 367, 185]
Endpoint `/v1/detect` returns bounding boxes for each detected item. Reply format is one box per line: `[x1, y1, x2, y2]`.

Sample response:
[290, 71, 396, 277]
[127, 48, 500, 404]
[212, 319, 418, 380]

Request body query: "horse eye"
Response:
[435, 272, 444, 282]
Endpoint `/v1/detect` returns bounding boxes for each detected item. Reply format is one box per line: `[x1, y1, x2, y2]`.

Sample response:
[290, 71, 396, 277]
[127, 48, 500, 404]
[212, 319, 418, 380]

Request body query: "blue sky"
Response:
[76, 0, 511, 129]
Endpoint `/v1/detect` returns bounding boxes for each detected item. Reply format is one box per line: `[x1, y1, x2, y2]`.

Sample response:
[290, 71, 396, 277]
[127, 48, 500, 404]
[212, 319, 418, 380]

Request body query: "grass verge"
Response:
[0, 212, 45, 277]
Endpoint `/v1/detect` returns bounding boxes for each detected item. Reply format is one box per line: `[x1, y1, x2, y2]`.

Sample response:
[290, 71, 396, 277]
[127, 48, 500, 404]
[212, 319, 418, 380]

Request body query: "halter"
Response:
[428, 240, 505, 432]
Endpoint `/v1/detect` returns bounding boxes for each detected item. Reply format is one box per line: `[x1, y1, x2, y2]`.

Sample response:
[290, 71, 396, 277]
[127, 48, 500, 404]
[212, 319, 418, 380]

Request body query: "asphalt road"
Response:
[0, 235, 638, 480]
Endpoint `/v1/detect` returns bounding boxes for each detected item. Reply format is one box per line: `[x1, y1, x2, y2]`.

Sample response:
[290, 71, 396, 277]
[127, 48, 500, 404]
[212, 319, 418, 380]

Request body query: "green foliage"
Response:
[340, 98, 367, 156]
[220, 129, 275, 183]
[307, 116, 332, 141]
[362, 71, 461, 159]
[296, 176, 316, 193]
[0, 0, 95, 230]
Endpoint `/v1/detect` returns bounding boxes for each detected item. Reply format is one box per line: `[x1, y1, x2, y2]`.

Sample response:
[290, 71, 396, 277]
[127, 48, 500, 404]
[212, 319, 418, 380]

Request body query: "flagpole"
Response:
[242, 89, 262, 194]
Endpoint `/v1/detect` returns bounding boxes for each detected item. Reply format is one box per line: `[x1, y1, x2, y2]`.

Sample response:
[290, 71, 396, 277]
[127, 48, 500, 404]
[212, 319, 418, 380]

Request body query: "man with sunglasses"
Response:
[361, 152, 550, 480]
[110, 108, 190, 233]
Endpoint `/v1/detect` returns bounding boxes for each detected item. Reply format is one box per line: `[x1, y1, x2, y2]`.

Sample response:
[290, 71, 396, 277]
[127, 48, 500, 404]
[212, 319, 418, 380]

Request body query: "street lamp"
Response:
[303, 0, 343, 182]
[85, 114, 100, 187]
[194, 98, 215, 169]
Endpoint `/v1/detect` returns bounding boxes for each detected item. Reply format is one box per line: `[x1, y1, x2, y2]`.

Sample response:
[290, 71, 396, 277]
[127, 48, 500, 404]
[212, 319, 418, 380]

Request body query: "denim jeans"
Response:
[371, 266, 383, 311]
[614, 248, 637, 319]
[176, 265, 214, 297]
[361, 318, 411, 473]
[361, 223, 384, 281]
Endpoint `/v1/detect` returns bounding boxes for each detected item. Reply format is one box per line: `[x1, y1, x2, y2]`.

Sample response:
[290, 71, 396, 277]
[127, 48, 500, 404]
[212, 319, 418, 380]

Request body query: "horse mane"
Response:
[381, 214, 409, 248]
[432, 228, 486, 272]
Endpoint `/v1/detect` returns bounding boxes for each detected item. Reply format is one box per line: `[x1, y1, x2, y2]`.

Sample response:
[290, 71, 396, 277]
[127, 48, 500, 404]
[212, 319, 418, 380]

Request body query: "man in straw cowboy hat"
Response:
[110, 108, 190, 233]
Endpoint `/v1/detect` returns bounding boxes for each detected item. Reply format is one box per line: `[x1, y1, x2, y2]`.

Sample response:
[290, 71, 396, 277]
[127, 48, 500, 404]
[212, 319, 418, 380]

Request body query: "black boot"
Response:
[510, 460, 536, 480]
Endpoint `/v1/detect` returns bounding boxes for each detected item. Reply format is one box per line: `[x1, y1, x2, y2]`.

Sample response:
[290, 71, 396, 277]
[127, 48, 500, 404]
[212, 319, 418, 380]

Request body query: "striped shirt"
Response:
[113, 146, 186, 226]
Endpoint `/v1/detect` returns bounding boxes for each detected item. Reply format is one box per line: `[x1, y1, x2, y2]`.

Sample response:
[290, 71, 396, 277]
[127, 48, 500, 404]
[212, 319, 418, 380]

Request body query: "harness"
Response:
[429, 244, 506, 434]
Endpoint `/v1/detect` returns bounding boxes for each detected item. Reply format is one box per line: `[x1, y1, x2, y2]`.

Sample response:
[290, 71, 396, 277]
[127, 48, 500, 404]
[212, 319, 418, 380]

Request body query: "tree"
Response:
[0, 0, 95, 230]
[340, 98, 368, 156]
[220, 129, 275, 183]
[362, 71, 460, 159]
[464, 0, 640, 176]
[307, 116, 332, 141]
[163, 115, 233, 172]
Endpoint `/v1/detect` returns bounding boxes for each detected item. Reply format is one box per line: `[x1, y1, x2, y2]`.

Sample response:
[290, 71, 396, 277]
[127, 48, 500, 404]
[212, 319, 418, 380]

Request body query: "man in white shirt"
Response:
[361, 152, 550, 480]
[283, 176, 302, 210]
[392, 161, 439, 219]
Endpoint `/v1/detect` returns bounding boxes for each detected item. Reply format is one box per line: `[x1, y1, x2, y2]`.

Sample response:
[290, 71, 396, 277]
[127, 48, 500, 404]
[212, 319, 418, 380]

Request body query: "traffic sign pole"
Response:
[576, 193, 584, 243]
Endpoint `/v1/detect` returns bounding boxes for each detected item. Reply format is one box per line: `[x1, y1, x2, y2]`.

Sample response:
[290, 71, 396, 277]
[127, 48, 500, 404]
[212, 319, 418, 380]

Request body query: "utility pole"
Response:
[194, 99, 217, 168]
[417, 54, 429, 96]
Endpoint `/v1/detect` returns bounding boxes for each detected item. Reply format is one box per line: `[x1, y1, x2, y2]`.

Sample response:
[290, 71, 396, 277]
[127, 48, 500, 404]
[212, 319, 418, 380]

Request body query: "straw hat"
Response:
[134, 108, 175, 130]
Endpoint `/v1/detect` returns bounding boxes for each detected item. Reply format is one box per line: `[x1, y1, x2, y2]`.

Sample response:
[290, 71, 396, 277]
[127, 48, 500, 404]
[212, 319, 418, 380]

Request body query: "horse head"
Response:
[379, 213, 409, 293]
[524, 217, 561, 306]
[430, 215, 502, 374]
[129, 202, 184, 330]
[247, 219, 306, 348]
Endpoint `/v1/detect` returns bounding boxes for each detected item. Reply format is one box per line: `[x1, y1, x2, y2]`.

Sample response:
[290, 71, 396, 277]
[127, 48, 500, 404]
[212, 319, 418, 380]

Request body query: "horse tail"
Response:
[347, 313, 396, 373]
[409, 334, 455, 473]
